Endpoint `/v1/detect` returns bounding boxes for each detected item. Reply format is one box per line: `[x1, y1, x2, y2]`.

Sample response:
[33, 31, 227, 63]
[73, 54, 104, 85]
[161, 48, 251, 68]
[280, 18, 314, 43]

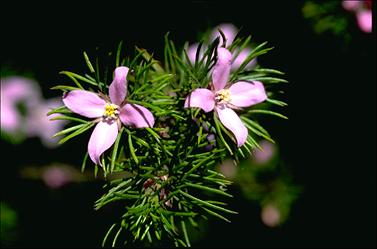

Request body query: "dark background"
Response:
[1, 1, 376, 248]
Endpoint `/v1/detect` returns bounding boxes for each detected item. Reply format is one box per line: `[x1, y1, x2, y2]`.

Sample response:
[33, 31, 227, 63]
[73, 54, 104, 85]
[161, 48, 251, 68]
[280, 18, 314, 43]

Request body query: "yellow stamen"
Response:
[215, 89, 232, 103]
[103, 103, 119, 120]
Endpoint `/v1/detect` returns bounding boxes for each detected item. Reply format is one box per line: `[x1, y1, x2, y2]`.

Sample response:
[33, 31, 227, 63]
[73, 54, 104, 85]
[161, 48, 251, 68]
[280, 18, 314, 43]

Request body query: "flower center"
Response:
[215, 89, 232, 103]
[103, 103, 119, 120]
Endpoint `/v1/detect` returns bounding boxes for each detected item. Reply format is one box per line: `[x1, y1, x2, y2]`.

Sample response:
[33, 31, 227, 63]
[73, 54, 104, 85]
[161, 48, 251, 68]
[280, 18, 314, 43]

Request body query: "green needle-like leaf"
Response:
[181, 220, 191, 247]
[213, 114, 233, 155]
[50, 85, 81, 91]
[58, 122, 95, 144]
[111, 127, 124, 172]
[50, 115, 88, 124]
[128, 134, 139, 164]
[83, 51, 95, 73]
[183, 182, 233, 198]
[116, 41, 123, 67]
[52, 123, 86, 138]
[179, 190, 238, 214]
[60, 71, 99, 87]
[247, 109, 288, 119]
[102, 223, 117, 247]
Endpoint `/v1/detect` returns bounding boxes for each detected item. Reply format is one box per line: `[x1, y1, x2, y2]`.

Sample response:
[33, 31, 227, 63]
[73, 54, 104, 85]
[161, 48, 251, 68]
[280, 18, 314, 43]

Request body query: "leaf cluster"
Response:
[49, 32, 287, 247]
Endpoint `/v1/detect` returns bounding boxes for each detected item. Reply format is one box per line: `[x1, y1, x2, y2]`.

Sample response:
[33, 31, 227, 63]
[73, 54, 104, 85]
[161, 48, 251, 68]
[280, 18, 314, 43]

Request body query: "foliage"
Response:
[49, 31, 287, 247]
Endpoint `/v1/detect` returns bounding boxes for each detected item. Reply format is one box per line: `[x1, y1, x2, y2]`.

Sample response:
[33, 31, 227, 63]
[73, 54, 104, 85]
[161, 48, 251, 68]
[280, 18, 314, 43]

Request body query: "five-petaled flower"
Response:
[62, 66, 155, 165]
[184, 47, 267, 147]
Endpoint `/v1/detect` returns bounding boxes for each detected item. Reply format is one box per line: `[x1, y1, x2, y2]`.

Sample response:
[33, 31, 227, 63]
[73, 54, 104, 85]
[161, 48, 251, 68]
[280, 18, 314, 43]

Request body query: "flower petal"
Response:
[342, 0, 361, 11]
[119, 103, 155, 128]
[1, 76, 41, 103]
[210, 23, 238, 46]
[184, 88, 215, 113]
[229, 81, 267, 107]
[27, 98, 67, 148]
[109, 66, 129, 105]
[232, 48, 257, 71]
[63, 90, 106, 118]
[215, 106, 248, 147]
[88, 121, 118, 166]
[1, 77, 41, 132]
[1, 103, 20, 132]
[187, 43, 203, 65]
[357, 10, 372, 33]
[212, 47, 232, 91]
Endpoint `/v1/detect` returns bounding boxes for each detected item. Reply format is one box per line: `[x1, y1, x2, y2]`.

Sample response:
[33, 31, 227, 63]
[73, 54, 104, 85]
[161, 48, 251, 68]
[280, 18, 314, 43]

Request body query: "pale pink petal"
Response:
[210, 23, 238, 46]
[261, 205, 281, 227]
[109, 66, 129, 105]
[1, 76, 41, 104]
[42, 166, 72, 189]
[215, 106, 248, 147]
[187, 43, 202, 64]
[253, 140, 275, 165]
[184, 88, 215, 113]
[27, 98, 67, 148]
[1, 76, 41, 132]
[62, 90, 106, 118]
[218, 159, 237, 179]
[357, 10, 372, 33]
[232, 48, 257, 71]
[119, 103, 155, 128]
[88, 121, 118, 165]
[0, 103, 20, 132]
[342, 0, 361, 11]
[212, 47, 232, 91]
[229, 81, 267, 107]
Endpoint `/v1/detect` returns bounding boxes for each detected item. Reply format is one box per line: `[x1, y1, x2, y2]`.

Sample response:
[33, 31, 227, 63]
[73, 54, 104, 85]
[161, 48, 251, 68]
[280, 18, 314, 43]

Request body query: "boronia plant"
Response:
[48, 28, 288, 247]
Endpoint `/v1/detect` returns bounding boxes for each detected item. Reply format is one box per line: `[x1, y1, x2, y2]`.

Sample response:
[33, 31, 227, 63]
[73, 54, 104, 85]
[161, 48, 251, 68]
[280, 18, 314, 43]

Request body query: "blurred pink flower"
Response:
[210, 23, 238, 47]
[210, 23, 257, 70]
[253, 140, 276, 165]
[42, 166, 73, 189]
[356, 9, 372, 33]
[27, 98, 67, 148]
[218, 159, 237, 179]
[261, 204, 281, 227]
[1, 77, 41, 132]
[187, 23, 257, 71]
[342, 0, 361, 11]
[187, 43, 202, 65]
[1, 76, 68, 148]
[185, 48, 267, 147]
[342, 0, 372, 33]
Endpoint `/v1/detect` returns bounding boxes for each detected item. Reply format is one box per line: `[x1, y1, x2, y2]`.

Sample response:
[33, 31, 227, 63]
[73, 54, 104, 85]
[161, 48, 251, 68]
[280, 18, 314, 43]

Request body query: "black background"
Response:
[1, 1, 376, 248]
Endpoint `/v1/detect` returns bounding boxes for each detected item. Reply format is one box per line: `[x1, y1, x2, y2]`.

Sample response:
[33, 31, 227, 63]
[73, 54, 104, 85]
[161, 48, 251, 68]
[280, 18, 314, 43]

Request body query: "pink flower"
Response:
[184, 48, 267, 147]
[27, 98, 67, 148]
[187, 43, 202, 65]
[0, 77, 41, 133]
[342, 0, 361, 11]
[210, 23, 257, 70]
[356, 9, 372, 33]
[187, 23, 257, 71]
[342, 0, 372, 33]
[261, 204, 281, 227]
[209, 23, 238, 47]
[1, 77, 67, 148]
[42, 166, 73, 189]
[253, 140, 276, 165]
[218, 159, 237, 179]
[62, 66, 155, 165]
